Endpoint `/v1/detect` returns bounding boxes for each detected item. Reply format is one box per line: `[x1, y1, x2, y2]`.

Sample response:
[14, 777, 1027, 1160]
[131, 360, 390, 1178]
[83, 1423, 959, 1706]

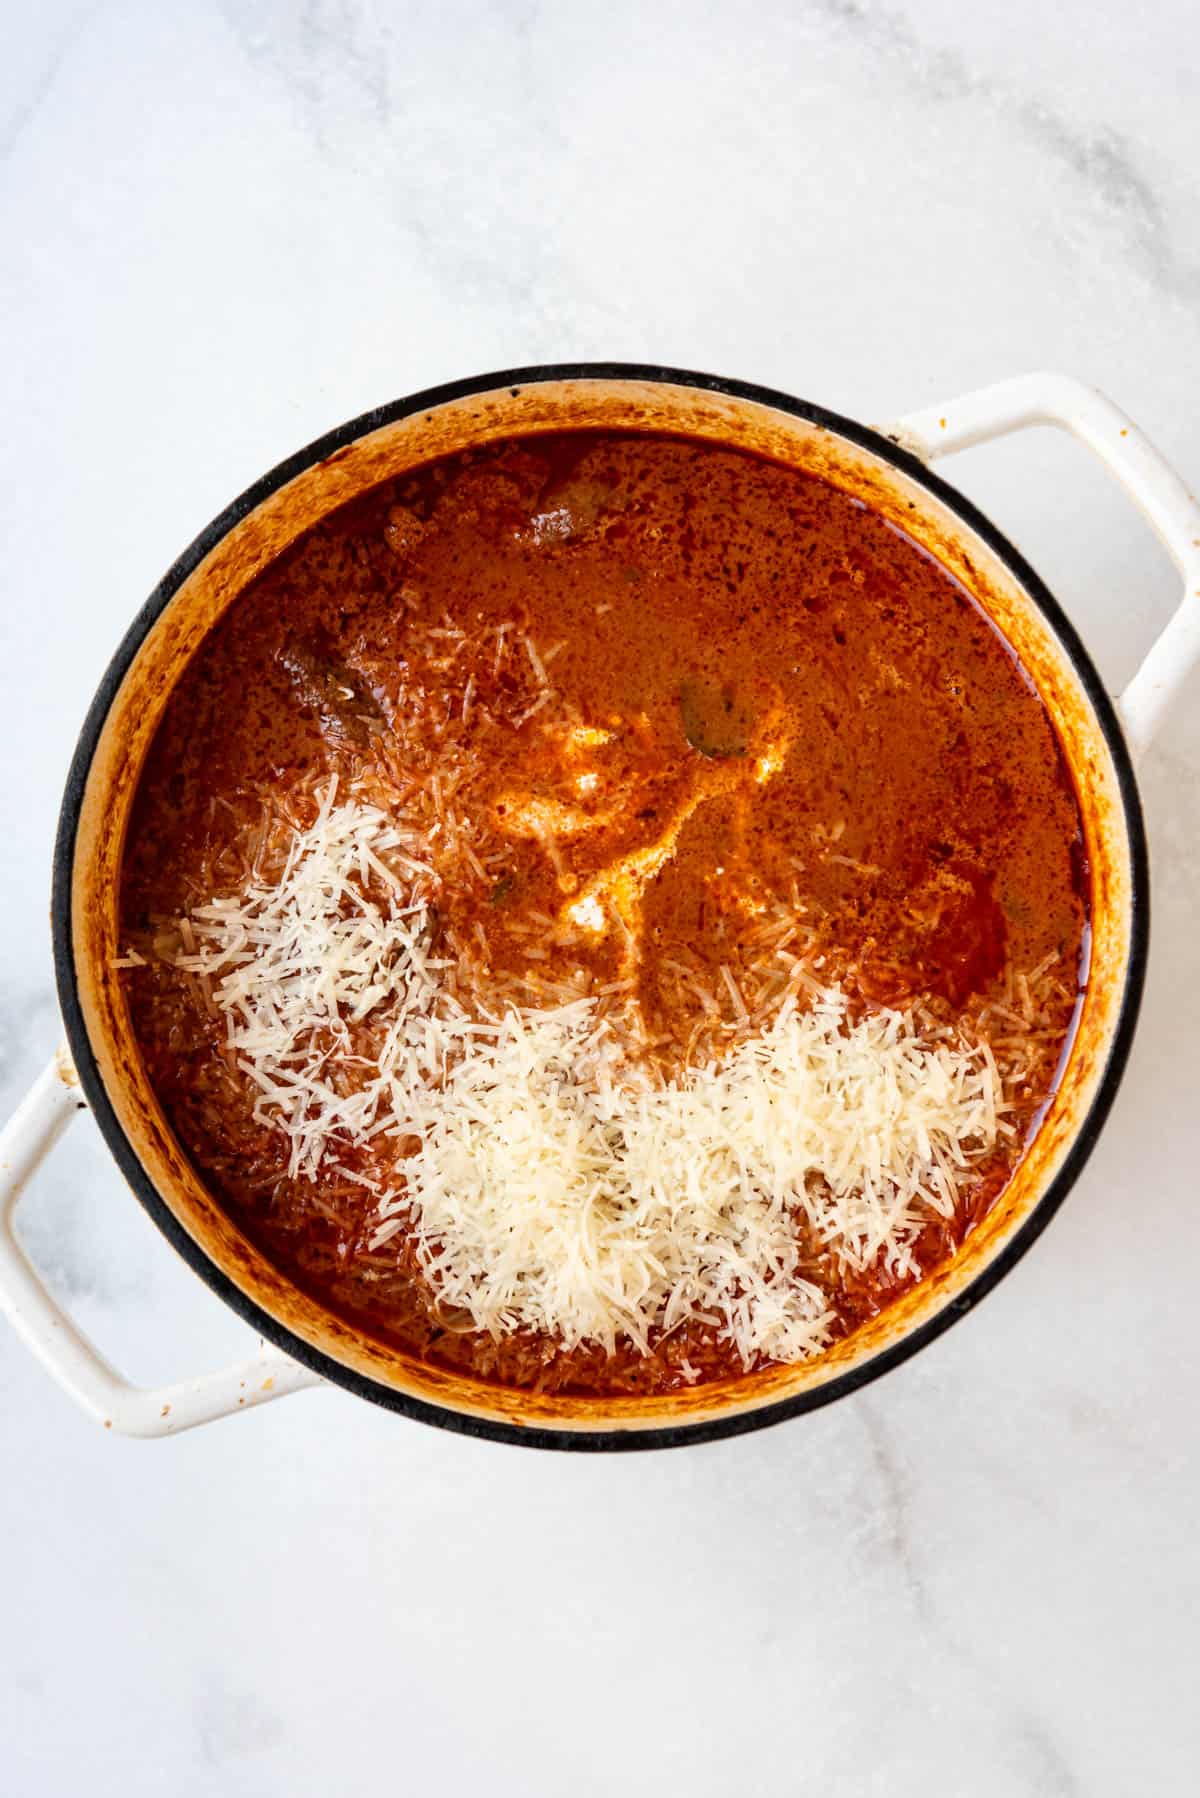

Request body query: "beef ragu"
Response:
[119, 431, 1089, 1395]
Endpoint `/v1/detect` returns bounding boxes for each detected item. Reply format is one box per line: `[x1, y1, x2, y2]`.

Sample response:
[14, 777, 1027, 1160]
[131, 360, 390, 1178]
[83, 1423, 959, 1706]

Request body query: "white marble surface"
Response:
[2, 3, 1199, 1792]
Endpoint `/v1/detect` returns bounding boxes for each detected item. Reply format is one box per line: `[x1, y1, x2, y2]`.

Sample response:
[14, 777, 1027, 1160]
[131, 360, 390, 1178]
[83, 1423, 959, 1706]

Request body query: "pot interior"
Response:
[62, 371, 1142, 1441]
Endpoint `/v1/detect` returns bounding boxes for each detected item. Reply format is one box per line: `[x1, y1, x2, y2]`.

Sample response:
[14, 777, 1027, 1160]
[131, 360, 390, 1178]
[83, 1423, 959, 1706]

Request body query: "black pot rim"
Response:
[51, 361, 1150, 1453]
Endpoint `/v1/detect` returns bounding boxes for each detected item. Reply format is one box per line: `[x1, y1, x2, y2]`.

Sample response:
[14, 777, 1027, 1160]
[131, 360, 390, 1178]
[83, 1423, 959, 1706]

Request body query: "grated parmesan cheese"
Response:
[379, 990, 997, 1365]
[169, 791, 1002, 1371]
[170, 778, 444, 1183]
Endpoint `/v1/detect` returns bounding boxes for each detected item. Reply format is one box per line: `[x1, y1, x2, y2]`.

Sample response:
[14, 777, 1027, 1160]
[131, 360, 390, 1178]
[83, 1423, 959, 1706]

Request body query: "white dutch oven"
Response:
[1, 367, 1197, 1448]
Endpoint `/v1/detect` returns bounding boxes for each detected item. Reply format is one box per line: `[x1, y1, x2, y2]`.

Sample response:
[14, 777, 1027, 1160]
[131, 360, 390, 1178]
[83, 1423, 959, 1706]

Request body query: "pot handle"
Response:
[0, 1053, 323, 1437]
[887, 372, 1200, 757]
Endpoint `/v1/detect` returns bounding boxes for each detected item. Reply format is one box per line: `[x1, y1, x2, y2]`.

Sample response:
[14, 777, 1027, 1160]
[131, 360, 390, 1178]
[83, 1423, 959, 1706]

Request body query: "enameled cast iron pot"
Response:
[3, 365, 1198, 1449]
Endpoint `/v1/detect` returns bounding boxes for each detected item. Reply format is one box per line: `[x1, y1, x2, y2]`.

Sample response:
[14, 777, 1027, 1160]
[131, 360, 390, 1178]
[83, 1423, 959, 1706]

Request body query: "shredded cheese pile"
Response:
[169, 792, 1002, 1369]
[173, 781, 445, 1183]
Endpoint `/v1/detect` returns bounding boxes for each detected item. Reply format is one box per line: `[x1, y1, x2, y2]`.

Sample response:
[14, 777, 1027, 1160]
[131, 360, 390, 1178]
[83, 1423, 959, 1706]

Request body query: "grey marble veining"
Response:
[2, 3, 1199, 1794]
[817, 0, 1200, 307]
